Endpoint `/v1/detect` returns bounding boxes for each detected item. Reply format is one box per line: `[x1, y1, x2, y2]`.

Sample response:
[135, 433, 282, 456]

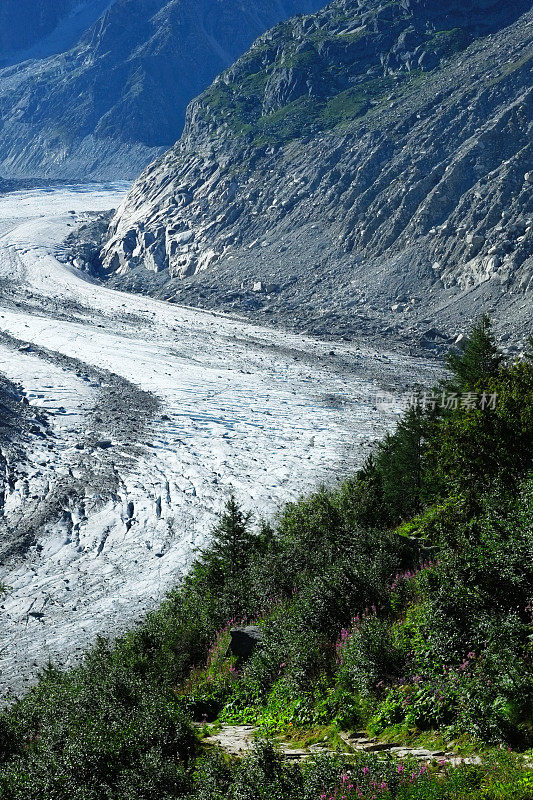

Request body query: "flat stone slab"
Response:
[203, 725, 257, 755]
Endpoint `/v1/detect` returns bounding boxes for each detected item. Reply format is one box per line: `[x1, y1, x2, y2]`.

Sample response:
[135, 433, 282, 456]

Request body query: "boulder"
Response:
[227, 626, 264, 665]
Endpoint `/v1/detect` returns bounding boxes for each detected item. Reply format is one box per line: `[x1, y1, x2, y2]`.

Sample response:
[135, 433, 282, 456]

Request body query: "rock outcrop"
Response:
[0, 0, 325, 180]
[101, 0, 533, 348]
[227, 627, 264, 667]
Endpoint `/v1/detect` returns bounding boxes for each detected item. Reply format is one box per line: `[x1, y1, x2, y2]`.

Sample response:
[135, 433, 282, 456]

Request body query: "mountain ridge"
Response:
[100, 0, 533, 348]
[0, 0, 325, 180]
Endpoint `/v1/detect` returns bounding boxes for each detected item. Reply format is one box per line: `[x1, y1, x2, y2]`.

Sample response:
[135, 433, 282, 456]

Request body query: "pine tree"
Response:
[446, 314, 503, 392]
[376, 404, 427, 521]
[201, 495, 254, 578]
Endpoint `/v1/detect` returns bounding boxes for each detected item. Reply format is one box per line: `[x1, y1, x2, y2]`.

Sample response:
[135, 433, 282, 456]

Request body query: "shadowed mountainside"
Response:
[0, 0, 325, 179]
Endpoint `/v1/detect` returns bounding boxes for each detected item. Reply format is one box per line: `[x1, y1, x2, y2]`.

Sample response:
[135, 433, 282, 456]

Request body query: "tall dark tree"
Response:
[201, 495, 254, 578]
[446, 314, 503, 391]
[376, 404, 428, 523]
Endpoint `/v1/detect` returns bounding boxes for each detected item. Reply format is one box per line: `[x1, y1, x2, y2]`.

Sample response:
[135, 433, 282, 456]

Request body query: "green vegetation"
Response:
[200, 72, 399, 146]
[192, 1, 488, 149]
[0, 317, 532, 798]
[488, 50, 533, 87]
[425, 28, 469, 59]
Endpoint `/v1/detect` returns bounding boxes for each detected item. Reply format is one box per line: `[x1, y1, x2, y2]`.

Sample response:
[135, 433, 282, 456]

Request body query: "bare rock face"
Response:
[0, 0, 326, 180]
[101, 0, 532, 345]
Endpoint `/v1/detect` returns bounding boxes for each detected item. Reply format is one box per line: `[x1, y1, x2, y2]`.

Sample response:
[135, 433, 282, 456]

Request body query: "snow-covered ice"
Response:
[0, 185, 439, 697]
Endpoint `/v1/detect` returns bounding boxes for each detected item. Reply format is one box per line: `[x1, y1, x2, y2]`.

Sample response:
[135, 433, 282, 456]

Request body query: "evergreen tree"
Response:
[201, 495, 254, 577]
[446, 314, 503, 392]
[376, 404, 428, 522]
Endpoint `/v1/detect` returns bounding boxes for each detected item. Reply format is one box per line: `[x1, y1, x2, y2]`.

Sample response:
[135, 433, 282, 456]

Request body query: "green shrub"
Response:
[337, 614, 405, 698]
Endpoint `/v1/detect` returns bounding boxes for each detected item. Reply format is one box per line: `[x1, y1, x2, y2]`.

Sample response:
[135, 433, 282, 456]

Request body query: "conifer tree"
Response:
[446, 314, 503, 391]
[376, 403, 427, 521]
[202, 495, 254, 577]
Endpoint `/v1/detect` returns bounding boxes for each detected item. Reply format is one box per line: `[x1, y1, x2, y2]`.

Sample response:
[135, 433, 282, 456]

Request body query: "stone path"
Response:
[201, 725, 257, 756]
[338, 732, 480, 767]
[201, 725, 481, 765]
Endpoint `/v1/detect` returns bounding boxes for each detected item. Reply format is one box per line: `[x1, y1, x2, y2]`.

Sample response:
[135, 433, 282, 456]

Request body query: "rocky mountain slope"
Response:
[1, 0, 79, 63]
[101, 0, 533, 349]
[0, 0, 325, 180]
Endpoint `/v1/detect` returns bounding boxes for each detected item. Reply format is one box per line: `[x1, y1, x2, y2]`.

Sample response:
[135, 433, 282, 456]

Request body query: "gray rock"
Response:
[227, 626, 264, 665]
